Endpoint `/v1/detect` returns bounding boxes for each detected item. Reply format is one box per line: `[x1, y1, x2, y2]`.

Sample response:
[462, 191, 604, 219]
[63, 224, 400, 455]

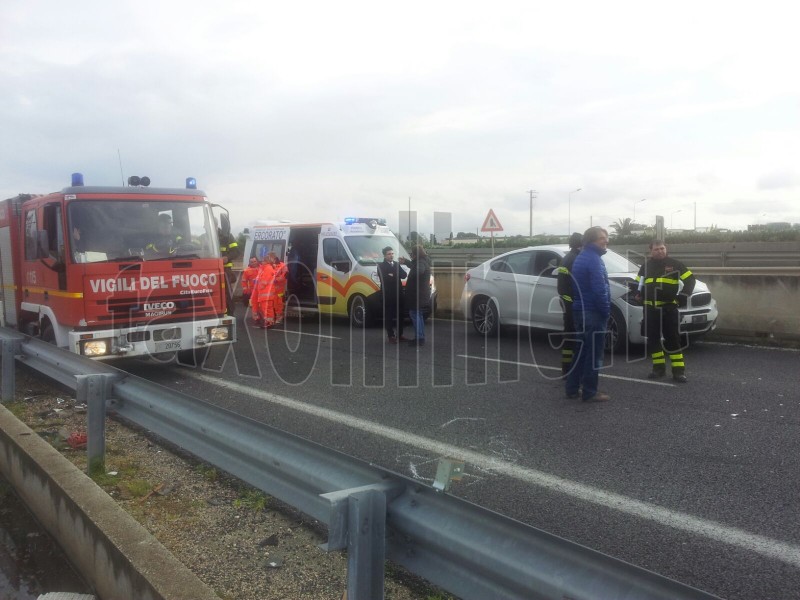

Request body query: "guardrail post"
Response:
[78, 373, 113, 475]
[347, 488, 386, 600]
[1, 338, 21, 403]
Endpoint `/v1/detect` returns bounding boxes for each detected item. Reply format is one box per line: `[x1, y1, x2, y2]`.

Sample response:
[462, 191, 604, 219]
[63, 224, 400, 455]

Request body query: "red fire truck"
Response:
[0, 173, 235, 359]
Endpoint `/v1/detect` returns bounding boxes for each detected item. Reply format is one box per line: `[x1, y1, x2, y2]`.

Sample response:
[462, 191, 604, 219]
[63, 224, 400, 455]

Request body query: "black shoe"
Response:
[647, 369, 666, 379]
[673, 373, 688, 383]
[565, 391, 579, 399]
[583, 392, 610, 403]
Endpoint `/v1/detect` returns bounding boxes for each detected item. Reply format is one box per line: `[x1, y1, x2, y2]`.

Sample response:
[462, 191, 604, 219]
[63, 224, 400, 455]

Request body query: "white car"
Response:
[460, 245, 718, 351]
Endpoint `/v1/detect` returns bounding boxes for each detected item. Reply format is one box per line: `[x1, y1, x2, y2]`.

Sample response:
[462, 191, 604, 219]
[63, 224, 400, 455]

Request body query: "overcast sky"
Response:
[2, 1, 798, 237]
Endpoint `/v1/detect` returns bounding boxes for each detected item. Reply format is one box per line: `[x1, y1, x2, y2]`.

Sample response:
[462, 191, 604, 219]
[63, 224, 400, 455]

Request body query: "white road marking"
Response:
[189, 371, 800, 568]
[262, 329, 339, 340]
[458, 354, 676, 387]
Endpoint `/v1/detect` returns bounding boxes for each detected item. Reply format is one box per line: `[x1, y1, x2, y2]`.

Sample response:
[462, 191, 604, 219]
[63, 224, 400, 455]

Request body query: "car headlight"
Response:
[83, 340, 109, 356]
[210, 327, 230, 341]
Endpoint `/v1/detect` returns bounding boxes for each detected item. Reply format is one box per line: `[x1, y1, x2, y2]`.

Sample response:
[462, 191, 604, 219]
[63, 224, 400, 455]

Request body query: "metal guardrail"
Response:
[0, 329, 722, 600]
[427, 245, 800, 268]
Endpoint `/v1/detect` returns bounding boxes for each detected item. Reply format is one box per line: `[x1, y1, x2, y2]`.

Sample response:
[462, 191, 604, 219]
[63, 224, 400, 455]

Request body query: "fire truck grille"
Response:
[95, 293, 215, 321]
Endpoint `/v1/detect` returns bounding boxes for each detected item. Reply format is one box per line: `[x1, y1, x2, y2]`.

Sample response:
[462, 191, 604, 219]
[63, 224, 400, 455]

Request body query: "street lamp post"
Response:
[670, 209, 683, 229]
[528, 190, 537, 241]
[633, 198, 646, 224]
[568, 188, 581, 234]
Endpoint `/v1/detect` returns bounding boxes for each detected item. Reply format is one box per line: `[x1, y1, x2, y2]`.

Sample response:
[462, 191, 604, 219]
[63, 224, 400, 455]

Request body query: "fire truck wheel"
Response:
[41, 323, 56, 344]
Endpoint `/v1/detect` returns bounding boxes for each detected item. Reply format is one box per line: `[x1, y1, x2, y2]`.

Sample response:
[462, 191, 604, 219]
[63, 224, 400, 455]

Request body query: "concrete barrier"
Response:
[433, 266, 800, 343]
[0, 403, 218, 600]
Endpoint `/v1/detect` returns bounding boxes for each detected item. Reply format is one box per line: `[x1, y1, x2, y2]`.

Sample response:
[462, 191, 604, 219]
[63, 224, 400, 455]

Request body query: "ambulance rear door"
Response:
[250, 226, 290, 262]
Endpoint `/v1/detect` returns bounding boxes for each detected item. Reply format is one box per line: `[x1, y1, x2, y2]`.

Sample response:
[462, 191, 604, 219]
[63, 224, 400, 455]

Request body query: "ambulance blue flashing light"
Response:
[344, 217, 387, 227]
[71, 173, 84, 186]
[186, 177, 197, 189]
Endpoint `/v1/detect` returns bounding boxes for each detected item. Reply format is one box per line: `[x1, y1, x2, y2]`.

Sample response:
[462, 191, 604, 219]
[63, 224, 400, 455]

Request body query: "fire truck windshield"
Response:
[68, 200, 219, 263]
[344, 235, 410, 266]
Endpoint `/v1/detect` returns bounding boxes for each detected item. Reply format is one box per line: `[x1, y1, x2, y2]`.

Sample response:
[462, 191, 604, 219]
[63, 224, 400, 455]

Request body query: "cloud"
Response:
[757, 171, 799, 191]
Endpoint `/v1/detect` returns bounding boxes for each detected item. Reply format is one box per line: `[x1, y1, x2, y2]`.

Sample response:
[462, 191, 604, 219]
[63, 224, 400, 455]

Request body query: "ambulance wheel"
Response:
[41, 322, 56, 344]
[348, 295, 372, 328]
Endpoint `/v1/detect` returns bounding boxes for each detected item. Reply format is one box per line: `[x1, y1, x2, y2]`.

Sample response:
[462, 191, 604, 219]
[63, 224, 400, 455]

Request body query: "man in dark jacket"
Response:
[399, 245, 431, 348]
[377, 246, 408, 343]
[565, 227, 611, 402]
[557, 232, 583, 376]
[218, 214, 241, 316]
[636, 240, 696, 382]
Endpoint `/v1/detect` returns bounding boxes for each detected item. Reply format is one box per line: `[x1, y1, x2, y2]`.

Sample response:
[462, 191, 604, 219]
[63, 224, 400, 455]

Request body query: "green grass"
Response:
[4, 401, 27, 419]
[233, 489, 270, 512]
[122, 479, 153, 498]
[195, 463, 219, 482]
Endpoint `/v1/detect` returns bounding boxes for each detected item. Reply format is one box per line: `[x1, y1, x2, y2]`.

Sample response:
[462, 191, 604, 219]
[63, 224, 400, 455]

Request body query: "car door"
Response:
[485, 250, 535, 324]
[527, 250, 564, 329]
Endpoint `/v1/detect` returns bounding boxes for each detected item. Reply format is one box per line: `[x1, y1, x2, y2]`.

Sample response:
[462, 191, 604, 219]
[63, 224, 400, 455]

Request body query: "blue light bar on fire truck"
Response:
[71, 172, 84, 186]
[186, 177, 197, 189]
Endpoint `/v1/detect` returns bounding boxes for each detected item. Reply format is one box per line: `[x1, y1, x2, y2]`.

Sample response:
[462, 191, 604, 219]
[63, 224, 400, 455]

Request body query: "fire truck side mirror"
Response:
[219, 212, 231, 237]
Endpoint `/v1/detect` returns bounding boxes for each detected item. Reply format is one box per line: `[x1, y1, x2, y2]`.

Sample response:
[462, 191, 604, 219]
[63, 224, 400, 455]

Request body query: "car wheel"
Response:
[605, 307, 627, 353]
[349, 294, 371, 328]
[472, 297, 499, 336]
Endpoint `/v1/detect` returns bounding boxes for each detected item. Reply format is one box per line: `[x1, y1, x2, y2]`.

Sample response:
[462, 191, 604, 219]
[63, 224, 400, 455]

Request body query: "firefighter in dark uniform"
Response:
[636, 239, 696, 383]
[218, 214, 241, 316]
[557, 233, 584, 376]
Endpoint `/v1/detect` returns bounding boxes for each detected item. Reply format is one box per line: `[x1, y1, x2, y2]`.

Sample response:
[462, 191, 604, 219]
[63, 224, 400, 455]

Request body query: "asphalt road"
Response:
[120, 312, 800, 600]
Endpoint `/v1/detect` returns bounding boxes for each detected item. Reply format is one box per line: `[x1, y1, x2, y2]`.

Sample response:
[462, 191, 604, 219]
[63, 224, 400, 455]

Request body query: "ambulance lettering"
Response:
[254, 228, 289, 241]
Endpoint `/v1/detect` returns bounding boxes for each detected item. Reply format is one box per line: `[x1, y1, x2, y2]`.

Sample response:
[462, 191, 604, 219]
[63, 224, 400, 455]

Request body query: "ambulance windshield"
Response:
[344, 235, 410, 266]
[67, 200, 219, 263]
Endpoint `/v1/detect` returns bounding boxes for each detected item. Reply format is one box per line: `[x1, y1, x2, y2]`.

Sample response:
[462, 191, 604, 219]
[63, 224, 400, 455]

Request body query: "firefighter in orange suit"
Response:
[241, 256, 261, 319]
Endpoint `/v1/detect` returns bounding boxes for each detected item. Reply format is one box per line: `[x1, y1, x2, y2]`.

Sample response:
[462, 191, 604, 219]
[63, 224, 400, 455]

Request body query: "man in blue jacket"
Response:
[565, 226, 611, 402]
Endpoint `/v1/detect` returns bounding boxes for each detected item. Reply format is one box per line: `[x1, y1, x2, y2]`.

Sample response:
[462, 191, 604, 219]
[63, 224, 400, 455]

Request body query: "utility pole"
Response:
[527, 190, 537, 241]
[408, 197, 411, 243]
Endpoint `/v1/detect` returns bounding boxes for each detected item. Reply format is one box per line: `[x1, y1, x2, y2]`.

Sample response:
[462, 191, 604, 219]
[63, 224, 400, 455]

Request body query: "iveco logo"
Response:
[143, 301, 175, 311]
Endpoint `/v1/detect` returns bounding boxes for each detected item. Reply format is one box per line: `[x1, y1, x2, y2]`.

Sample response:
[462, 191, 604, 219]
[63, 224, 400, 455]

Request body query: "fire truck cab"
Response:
[0, 174, 235, 359]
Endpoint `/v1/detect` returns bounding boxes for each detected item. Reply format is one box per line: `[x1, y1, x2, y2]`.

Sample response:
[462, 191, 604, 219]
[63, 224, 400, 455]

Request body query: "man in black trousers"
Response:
[376, 246, 407, 343]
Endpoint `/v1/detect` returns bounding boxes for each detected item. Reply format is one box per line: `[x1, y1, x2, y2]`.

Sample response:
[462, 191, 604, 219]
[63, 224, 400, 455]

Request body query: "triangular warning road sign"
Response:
[481, 209, 504, 232]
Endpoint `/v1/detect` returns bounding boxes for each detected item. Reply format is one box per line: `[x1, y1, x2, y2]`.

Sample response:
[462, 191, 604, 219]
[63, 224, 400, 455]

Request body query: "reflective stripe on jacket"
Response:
[637, 257, 695, 306]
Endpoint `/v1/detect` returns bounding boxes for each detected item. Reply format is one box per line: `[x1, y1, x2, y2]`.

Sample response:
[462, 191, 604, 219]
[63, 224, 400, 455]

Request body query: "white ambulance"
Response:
[242, 218, 436, 326]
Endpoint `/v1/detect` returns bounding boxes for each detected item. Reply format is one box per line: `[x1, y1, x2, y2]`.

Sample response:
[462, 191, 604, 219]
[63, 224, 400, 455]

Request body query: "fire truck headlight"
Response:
[210, 327, 230, 341]
[83, 340, 108, 356]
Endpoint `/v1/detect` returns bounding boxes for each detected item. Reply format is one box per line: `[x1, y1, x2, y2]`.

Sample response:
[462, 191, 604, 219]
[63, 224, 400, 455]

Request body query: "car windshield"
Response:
[67, 200, 219, 263]
[602, 249, 642, 273]
[344, 235, 410, 266]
